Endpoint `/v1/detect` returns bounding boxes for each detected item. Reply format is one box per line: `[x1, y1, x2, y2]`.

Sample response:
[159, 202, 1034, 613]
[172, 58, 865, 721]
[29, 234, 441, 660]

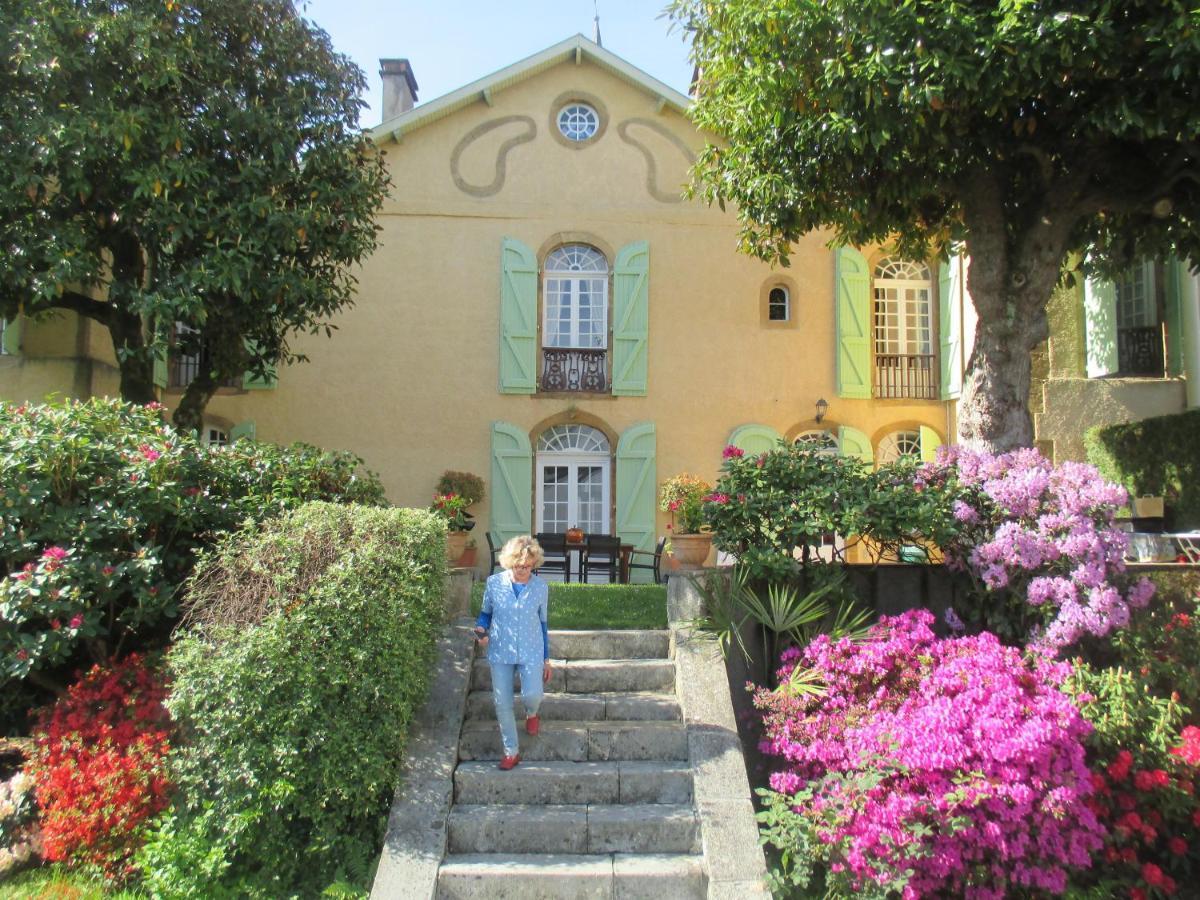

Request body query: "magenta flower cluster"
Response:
[756, 610, 1103, 898]
[925, 446, 1153, 649]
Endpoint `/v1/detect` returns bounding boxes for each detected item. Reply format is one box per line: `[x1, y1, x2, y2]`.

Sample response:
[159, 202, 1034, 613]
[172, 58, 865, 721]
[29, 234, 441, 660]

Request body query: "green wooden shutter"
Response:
[490, 421, 532, 545]
[612, 241, 650, 396]
[230, 420, 255, 442]
[919, 425, 942, 463]
[242, 339, 277, 390]
[939, 257, 963, 400]
[1165, 258, 1185, 378]
[727, 424, 783, 456]
[152, 320, 168, 389]
[2, 315, 21, 356]
[1084, 276, 1118, 377]
[838, 425, 873, 465]
[616, 422, 656, 560]
[499, 238, 538, 394]
[835, 246, 871, 398]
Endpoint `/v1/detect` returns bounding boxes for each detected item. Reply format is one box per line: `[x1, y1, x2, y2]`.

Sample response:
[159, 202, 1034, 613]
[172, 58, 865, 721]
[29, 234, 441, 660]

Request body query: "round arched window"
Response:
[877, 430, 922, 465]
[793, 429, 838, 455]
[557, 103, 599, 142]
[768, 286, 790, 321]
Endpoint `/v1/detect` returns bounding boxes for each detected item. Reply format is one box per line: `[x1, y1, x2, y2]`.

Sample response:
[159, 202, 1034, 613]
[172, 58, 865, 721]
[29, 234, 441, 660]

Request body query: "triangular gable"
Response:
[369, 33, 692, 145]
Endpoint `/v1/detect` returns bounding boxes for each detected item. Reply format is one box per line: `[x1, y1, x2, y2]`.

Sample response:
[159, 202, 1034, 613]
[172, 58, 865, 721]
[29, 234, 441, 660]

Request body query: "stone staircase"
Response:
[436, 630, 707, 898]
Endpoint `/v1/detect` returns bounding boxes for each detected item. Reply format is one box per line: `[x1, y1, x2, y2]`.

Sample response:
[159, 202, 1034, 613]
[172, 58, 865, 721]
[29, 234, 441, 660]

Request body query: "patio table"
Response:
[563, 537, 634, 583]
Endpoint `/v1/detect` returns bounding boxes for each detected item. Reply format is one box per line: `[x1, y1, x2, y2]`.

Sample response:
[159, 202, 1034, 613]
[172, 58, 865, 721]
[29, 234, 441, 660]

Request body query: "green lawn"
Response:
[469, 581, 667, 630]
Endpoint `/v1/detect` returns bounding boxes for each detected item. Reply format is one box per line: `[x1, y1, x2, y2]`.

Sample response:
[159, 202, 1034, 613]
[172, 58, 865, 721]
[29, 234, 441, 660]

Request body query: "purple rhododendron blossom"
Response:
[927, 446, 1153, 650]
[757, 610, 1104, 897]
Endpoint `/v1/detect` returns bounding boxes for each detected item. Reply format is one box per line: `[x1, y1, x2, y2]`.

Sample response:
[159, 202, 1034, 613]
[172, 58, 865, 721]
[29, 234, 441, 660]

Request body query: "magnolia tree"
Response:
[0, 0, 390, 432]
[668, 0, 1200, 450]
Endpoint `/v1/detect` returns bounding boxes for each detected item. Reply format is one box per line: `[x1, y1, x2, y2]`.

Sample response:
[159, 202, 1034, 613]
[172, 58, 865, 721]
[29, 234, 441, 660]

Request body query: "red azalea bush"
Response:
[756, 610, 1102, 898]
[29, 654, 172, 882]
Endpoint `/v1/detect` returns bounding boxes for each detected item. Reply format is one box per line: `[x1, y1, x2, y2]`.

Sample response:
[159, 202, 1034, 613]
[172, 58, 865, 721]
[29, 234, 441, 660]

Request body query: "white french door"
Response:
[535, 454, 609, 535]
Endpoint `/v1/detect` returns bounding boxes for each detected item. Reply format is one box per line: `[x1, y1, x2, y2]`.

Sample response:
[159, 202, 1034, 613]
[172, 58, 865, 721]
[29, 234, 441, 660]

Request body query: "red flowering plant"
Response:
[659, 473, 713, 535]
[1067, 596, 1200, 897]
[28, 654, 172, 883]
[430, 491, 471, 531]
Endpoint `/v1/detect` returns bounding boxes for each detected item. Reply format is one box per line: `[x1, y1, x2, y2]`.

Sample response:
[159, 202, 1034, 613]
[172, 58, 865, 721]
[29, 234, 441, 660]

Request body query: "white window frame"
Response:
[877, 430, 922, 465]
[201, 423, 229, 447]
[793, 429, 838, 455]
[535, 423, 611, 536]
[768, 286, 790, 322]
[0, 319, 8, 355]
[543, 245, 609, 350]
[557, 103, 599, 142]
[1116, 261, 1157, 329]
[873, 259, 933, 356]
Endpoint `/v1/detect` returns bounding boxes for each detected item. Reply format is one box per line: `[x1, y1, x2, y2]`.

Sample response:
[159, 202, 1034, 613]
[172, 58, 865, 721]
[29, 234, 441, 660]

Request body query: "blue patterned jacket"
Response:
[476, 570, 550, 664]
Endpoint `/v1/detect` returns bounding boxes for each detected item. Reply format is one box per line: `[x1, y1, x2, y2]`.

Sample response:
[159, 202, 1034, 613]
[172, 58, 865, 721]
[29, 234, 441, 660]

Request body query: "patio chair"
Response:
[626, 536, 667, 584]
[582, 534, 622, 583]
[534, 532, 571, 582]
[486, 531, 501, 575]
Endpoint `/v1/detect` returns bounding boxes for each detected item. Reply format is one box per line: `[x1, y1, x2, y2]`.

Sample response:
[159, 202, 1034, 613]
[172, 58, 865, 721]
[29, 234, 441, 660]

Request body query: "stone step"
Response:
[454, 760, 693, 806]
[471, 658, 675, 694]
[436, 852, 706, 899]
[447, 804, 699, 855]
[465, 690, 680, 722]
[458, 720, 688, 762]
[473, 632, 669, 661]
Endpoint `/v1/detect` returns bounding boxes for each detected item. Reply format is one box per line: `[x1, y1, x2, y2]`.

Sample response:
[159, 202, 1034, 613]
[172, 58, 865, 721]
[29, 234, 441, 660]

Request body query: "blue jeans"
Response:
[489, 660, 544, 756]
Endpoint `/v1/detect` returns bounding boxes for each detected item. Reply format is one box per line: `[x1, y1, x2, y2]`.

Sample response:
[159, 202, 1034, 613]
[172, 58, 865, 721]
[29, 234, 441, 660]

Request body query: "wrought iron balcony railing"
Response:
[874, 353, 937, 400]
[1117, 325, 1165, 377]
[540, 347, 609, 393]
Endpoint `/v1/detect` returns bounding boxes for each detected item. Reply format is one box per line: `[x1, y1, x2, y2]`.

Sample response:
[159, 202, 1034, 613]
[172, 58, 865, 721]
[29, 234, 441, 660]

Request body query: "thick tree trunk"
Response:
[109, 309, 157, 405]
[956, 307, 1047, 451]
[173, 372, 220, 435]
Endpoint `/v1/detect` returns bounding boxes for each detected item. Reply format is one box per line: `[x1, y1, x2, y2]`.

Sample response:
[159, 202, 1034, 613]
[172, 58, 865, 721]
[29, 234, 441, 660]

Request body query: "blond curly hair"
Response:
[498, 535, 545, 571]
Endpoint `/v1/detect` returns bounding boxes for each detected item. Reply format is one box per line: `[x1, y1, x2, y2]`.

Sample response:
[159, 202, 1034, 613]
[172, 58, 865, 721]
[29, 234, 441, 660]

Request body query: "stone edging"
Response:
[668, 572, 770, 898]
[370, 619, 475, 899]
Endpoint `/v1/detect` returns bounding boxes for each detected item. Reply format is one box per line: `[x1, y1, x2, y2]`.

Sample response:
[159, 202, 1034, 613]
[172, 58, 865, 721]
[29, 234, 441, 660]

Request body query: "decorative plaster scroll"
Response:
[450, 116, 537, 197]
[616, 118, 697, 204]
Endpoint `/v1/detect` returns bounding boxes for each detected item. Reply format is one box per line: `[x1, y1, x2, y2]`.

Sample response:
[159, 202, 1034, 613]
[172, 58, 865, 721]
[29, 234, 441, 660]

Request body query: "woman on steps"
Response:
[474, 535, 552, 770]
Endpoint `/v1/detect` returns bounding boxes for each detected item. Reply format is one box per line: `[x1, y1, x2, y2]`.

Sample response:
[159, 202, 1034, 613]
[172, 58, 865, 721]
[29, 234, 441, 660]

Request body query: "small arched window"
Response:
[543, 245, 609, 350]
[793, 430, 838, 455]
[768, 286, 790, 322]
[877, 430, 922, 465]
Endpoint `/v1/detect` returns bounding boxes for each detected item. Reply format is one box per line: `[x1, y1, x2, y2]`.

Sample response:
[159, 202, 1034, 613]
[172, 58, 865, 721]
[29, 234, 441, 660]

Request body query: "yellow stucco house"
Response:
[2, 35, 989, 566]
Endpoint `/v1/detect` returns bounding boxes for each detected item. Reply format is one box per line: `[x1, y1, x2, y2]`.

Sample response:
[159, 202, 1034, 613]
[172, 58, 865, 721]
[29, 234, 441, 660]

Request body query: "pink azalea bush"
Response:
[921, 446, 1154, 649]
[755, 609, 1103, 898]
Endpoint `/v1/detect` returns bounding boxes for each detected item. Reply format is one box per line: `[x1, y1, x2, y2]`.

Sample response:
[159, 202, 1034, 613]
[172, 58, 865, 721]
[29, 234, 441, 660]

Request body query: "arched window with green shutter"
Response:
[499, 238, 538, 394]
[919, 425, 943, 463]
[616, 422, 656, 556]
[837, 425, 873, 465]
[835, 246, 871, 398]
[727, 424, 783, 456]
[490, 421, 533, 545]
[1, 315, 21, 356]
[612, 241, 650, 396]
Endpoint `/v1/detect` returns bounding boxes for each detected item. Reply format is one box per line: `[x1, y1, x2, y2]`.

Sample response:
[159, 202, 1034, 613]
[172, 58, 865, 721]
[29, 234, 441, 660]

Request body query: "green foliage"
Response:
[0, 398, 384, 690]
[139, 503, 444, 898]
[705, 444, 957, 582]
[0, 0, 390, 422]
[469, 582, 667, 631]
[1085, 409, 1200, 530]
[0, 864, 147, 899]
[660, 473, 712, 535]
[692, 565, 870, 687]
[435, 471, 485, 507]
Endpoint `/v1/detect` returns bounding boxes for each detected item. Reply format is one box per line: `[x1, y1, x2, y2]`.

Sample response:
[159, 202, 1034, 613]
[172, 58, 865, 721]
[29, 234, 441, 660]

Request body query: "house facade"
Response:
[1032, 260, 1200, 464]
[1, 36, 983, 566]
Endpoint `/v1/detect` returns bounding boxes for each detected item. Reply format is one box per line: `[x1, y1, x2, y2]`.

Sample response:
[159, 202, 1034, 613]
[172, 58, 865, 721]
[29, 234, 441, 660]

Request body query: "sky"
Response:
[299, 0, 696, 127]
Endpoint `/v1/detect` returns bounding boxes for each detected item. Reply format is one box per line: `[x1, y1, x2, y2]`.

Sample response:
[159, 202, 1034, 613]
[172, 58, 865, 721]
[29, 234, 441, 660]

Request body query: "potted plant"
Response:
[436, 470, 484, 532]
[458, 537, 478, 568]
[431, 492, 472, 562]
[660, 473, 714, 569]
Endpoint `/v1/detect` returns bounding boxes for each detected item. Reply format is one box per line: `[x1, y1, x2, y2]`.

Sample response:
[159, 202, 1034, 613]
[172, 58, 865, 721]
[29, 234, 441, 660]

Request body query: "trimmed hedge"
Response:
[1084, 409, 1200, 529]
[138, 502, 445, 897]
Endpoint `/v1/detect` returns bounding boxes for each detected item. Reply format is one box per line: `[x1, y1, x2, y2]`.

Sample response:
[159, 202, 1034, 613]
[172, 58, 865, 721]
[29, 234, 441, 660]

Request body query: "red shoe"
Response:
[498, 754, 521, 770]
[526, 715, 540, 736]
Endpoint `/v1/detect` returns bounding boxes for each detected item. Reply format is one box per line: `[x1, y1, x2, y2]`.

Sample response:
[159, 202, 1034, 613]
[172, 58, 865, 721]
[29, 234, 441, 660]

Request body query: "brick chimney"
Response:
[379, 59, 419, 122]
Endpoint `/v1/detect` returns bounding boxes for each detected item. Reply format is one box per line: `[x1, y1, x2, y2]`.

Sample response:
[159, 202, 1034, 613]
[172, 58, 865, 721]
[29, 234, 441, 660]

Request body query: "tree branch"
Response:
[45, 289, 113, 325]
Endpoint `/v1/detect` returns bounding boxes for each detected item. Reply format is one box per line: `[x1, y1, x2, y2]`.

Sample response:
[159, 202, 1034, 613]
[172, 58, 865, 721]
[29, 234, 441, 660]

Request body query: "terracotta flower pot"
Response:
[670, 532, 713, 569]
[446, 530, 469, 563]
[456, 546, 477, 568]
